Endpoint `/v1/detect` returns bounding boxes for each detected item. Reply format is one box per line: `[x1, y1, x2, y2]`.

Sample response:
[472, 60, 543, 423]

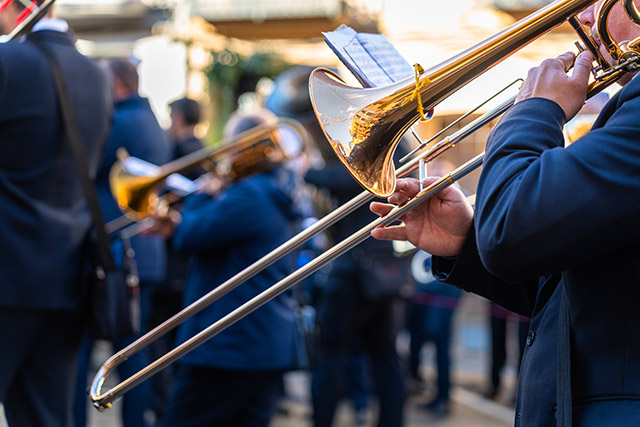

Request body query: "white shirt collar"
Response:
[31, 17, 69, 33]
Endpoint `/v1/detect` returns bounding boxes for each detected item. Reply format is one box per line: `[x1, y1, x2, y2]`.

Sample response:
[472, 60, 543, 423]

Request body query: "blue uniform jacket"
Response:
[0, 30, 112, 309]
[173, 168, 299, 371]
[96, 95, 171, 283]
[434, 75, 640, 426]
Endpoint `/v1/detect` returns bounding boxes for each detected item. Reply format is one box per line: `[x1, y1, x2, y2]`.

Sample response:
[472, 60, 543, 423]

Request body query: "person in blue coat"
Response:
[74, 58, 171, 427]
[157, 110, 300, 426]
[0, 2, 112, 426]
[371, 3, 640, 426]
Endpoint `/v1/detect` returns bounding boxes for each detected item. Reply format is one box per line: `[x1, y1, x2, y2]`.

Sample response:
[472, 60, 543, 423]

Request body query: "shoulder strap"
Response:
[30, 37, 116, 272]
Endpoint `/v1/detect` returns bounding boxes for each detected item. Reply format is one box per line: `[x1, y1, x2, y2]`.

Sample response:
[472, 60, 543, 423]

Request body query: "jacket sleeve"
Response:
[172, 183, 265, 254]
[475, 95, 640, 282]
[432, 223, 538, 317]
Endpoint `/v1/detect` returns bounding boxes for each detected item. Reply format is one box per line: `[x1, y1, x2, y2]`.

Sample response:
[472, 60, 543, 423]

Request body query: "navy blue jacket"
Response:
[173, 168, 299, 371]
[434, 75, 640, 426]
[0, 30, 112, 309]
[96, 95, 171, 283]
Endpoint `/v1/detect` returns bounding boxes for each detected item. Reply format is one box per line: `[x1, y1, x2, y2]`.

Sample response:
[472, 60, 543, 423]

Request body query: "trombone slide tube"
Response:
[90, 153, 484, 410]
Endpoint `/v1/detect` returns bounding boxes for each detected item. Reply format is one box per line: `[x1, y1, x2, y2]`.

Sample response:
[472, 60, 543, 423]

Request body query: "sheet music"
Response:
[323, 25, 413, 88]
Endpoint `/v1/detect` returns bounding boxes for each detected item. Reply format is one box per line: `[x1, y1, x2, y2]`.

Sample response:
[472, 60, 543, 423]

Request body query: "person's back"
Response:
[0, 25, 112, 308]
[0, 5, 112, 426]
[163, 110, 299, 426]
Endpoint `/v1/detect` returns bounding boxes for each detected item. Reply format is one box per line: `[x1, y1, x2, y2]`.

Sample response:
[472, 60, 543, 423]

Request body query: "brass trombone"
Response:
[90, 0, 640, 411]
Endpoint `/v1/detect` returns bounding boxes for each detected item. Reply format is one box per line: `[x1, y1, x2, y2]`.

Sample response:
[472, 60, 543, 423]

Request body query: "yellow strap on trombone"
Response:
[407, 63, 431, 121]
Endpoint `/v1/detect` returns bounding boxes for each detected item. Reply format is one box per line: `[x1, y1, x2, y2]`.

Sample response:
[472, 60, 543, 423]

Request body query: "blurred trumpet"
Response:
[108, 118, 311, 225]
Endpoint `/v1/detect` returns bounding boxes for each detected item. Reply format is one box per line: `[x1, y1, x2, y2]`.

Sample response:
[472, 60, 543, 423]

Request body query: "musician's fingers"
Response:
[570, 50, 594, 83]
[389, 178, 419, 204]
[556, 51, 576, 72]
[370, 201, 395, 218]
[371, 224, 407, 241]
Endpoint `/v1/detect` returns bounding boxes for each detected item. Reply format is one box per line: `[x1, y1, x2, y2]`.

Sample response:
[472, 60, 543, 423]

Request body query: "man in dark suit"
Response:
[74, 58, 171, 427]
[0, 1, 112, 426]
[371, 2, 640, 426]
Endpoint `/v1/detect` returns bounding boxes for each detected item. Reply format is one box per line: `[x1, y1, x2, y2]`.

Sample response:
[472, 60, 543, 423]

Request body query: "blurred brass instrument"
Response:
[109, 117, 311, 222]
[91, 0, 640, 411]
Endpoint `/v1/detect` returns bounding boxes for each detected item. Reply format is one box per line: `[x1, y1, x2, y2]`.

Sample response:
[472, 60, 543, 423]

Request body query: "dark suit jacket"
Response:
[0, 30, 112, 309]
[434, 76, 640, 426]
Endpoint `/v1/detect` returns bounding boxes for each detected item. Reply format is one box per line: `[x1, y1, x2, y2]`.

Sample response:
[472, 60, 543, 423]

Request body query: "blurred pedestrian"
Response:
[145, 96, 206, 424]
[74, 58, 171, 427]
[168, 97, 205, 166]
[408, 252, 462, 417]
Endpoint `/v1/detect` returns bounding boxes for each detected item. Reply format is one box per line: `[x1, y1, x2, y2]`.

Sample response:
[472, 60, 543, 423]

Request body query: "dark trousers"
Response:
[164, 364, 283, 427]
[73, 285, 153, 427]
[311, 261, 405, 427]
[148, 286, 183, 423]
[489, 306, 529, 392]
[408, 301, 456, 403]
[0, 306, 83, 427]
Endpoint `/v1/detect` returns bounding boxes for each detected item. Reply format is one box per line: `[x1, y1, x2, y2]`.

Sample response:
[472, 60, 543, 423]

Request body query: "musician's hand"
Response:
[516, 51, 593, 122]
[370, 177, 473, 257]
[145, 210, 181, 239]
[196, 173, 226, 196]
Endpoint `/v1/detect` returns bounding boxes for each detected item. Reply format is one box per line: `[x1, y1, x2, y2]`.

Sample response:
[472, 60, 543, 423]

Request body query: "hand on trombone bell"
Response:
[370, 177, 473, 257]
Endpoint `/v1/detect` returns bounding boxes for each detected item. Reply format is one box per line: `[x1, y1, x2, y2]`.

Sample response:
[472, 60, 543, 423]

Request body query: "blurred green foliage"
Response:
[205, 49, 292, 142]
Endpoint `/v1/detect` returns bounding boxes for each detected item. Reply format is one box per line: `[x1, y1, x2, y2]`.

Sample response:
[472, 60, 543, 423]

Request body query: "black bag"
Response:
[88, 238, 141, 341]
[32, 39, 140, 342]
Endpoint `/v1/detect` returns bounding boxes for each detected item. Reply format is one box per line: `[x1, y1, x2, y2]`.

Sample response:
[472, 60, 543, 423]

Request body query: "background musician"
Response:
[154, 109, 302, 427]
[146, 96, 206, 425]
[74, 58, 171, 427]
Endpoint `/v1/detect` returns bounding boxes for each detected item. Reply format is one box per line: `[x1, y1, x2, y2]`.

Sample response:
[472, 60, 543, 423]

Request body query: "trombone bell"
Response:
[309, 68, 407, 198]
[109, 162, 160, 220]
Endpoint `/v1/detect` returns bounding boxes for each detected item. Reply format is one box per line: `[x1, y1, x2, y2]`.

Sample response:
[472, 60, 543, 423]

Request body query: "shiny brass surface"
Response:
[598, 0, 640, 67]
